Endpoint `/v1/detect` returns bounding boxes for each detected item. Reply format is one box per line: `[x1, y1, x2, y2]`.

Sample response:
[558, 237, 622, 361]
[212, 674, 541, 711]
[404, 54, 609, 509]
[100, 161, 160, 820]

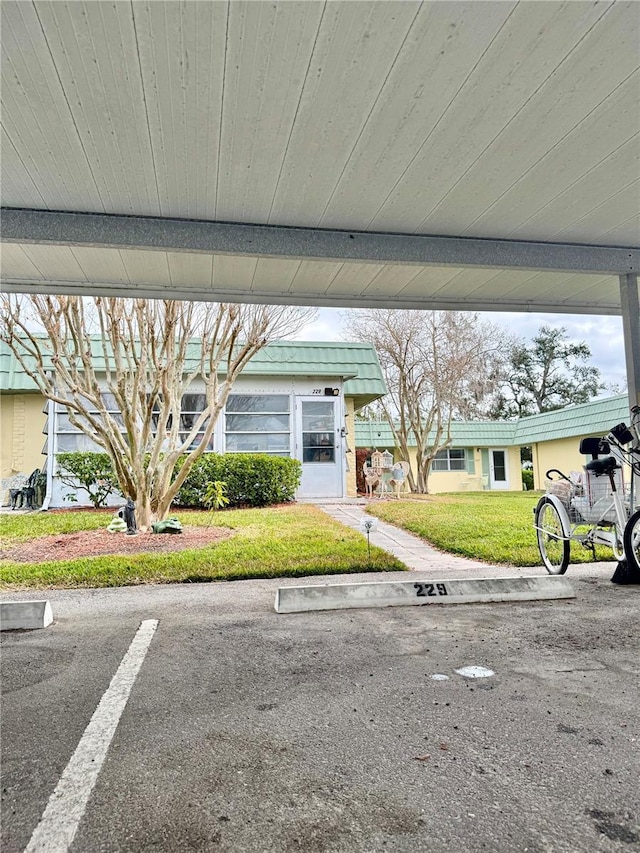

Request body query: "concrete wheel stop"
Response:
[1, 600, 54, 631]
[275, 575, 575, 614]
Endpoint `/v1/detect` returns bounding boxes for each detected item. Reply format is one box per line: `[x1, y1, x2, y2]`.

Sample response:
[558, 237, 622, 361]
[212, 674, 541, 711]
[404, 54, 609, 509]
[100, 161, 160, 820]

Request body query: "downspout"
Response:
[39, 395, 55, 511]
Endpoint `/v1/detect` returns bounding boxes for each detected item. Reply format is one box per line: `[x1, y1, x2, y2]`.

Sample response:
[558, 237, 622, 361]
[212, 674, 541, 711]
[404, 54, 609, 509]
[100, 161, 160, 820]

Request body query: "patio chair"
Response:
[362, 462, 380, 498]
[389, 461, 410, 499]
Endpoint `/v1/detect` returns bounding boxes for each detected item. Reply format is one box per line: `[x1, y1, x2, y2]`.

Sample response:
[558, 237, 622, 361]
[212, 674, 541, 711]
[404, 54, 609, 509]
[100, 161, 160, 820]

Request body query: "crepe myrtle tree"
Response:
[0, 295, 315, 528]
[343, 309, 506, 493]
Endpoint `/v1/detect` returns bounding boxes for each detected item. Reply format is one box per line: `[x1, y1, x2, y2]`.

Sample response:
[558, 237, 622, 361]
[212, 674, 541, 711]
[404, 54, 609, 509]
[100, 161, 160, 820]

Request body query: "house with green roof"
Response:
[355, 419, 523, 492]
[355, 394, 632, 494]
[513, 395, 631, 489]
[0, 340, 386, 505]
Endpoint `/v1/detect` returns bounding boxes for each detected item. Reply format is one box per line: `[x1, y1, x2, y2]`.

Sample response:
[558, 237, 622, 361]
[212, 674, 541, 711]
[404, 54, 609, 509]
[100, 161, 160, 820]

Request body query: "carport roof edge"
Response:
[2, 209, 638, 277]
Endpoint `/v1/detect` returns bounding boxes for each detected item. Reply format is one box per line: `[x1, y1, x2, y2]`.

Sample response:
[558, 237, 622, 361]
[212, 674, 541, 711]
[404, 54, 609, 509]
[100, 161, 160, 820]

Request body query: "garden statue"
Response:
[118, 499, 137, 535]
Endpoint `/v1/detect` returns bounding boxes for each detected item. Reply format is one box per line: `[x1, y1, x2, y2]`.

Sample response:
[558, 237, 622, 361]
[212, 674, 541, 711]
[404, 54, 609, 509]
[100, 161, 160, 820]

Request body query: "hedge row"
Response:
[173, 453, 301, 508]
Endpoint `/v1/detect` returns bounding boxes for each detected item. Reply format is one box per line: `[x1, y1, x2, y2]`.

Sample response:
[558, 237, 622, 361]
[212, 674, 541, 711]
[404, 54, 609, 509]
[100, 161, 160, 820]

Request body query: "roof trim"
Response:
[3, 209, 638, 275]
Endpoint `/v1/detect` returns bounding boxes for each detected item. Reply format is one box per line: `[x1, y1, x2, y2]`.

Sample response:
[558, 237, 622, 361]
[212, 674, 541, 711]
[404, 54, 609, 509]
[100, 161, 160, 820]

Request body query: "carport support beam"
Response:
[619, 273, 640, 412]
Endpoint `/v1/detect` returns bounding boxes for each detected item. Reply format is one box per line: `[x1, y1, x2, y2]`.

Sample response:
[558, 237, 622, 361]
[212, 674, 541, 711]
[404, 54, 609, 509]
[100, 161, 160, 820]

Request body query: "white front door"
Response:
[489, 449, 509, 490]
[296, 398, 343, 499]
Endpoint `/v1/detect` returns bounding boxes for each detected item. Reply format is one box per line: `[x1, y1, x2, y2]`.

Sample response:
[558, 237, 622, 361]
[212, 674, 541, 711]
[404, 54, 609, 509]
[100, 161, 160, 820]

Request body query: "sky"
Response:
[293, 307, 628, 394]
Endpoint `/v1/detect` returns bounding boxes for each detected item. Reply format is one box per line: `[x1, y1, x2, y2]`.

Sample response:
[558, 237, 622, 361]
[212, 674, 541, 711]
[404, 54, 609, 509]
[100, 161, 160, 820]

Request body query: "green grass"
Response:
[0, 505, 405, 590]
[366, 491, 614, 567]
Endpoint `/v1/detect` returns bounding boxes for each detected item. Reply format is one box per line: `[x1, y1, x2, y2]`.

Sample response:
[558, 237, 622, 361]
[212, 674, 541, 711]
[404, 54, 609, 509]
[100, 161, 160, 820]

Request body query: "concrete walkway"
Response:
[315, 501, 615, 581]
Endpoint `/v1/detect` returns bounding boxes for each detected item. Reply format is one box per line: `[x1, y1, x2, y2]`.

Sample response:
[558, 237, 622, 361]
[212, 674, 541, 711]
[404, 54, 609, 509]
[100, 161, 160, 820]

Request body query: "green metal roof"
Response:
[512, 394, 630, 444]
[355, 394, 632, 449]
[355, 419, 518, 449]
[0, 339, 386, 408]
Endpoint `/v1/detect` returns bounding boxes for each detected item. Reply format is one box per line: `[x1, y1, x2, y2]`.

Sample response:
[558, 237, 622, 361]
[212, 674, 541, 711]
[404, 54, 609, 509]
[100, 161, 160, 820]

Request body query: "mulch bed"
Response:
[0, 526, 233, 563]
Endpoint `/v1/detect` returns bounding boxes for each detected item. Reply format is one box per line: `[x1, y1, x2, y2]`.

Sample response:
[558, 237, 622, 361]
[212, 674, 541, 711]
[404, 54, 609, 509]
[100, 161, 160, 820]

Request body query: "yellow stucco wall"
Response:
[531, 435, 634, 490]
[531, 437, 583, 489]
[0, 393, 47, 492]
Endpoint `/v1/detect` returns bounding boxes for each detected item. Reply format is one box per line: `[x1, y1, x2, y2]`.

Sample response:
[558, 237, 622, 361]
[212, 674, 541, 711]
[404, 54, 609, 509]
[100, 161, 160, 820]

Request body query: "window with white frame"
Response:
[431, 448, 466, 471]
[224, 394, 291, 456]
[54, 394, 123, 452]
[56, 393, 216, 452]
[151, 393, 214, 450]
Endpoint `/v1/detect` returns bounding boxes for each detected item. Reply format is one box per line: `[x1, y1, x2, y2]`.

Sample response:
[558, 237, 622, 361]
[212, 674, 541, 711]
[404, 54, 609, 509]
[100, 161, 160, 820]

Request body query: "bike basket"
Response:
[544, 478, 575, 507]
[577, 466, 625, 524]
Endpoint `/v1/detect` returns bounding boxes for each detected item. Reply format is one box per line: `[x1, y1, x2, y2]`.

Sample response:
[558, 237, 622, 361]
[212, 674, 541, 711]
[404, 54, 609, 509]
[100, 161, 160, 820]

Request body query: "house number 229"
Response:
[414, 582, 448, 597]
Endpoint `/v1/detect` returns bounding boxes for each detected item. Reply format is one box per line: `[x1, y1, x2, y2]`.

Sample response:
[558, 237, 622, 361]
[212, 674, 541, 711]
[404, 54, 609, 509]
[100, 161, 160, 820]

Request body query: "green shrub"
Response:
[56, 452, 121, 508]
[521, 469, 534, 491]
[174, 454, 301, 508]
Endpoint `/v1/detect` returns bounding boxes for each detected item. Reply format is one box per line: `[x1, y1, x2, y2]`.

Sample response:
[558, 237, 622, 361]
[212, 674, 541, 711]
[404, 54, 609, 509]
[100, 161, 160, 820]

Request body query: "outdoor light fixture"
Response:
[324, 387, 340, 396]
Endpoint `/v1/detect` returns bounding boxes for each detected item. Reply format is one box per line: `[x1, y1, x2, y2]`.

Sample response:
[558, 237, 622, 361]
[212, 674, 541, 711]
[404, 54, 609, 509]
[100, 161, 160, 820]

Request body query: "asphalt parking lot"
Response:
[2, 570, 639, 853]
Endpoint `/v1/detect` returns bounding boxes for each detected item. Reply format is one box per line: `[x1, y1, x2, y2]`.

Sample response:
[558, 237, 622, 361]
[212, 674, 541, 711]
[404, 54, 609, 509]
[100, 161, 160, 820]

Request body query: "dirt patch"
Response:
[0, 526, 233, 563]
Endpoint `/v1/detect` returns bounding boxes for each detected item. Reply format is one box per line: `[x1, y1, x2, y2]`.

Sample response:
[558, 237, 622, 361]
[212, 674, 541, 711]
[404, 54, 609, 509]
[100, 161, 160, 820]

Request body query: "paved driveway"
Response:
[2, 569, 639, 853]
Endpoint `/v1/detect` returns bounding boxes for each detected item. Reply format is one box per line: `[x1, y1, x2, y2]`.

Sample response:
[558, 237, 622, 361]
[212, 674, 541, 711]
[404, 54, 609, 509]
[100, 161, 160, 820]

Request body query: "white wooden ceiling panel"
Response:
[167, 253, 215, 290]
[361, 266, 424, 299]
[33, 1, 158, 214]
[325, 263, 385, 296]
[594, 215, 640, 247]
[317, 2, 515, 230]
[118, 250, 171, 289]
[0, 1, 104, 210]
[551, 183, 640, 243]
[0, 244, 46, 280]
[1, 1, 637, 315]
[428, 269, 533, 310]
[428, 268, 503, 299]
[267, 1, 423, 227]
[216, 2, 324, 223]
[288, 261, 342, 295]
[71, 247, 129, 284]
[212, 255, 259, 293]
[0, 130, 45, 207]
[458, 77, 640, 240]
[415, 4, 638, 238]
[508, 151, 639, 243]
[133, 2, 227, 219]
[250, 259, 301, 294]
[13, 245, 88, 281]
[394, 266, 463, 299]
[566, 275, 622, 306]
[498, 271, 597, 301]
[368, 2, 621, 233]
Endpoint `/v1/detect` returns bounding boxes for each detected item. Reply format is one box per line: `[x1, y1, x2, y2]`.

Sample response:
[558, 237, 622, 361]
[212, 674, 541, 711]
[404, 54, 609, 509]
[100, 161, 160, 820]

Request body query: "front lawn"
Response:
[0, 505, 406, 590]
[366, 491, 613, 567]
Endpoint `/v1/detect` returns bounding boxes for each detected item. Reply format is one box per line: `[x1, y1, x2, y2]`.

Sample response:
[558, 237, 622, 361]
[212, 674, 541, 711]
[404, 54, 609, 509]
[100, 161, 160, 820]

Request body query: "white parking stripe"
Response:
[24, 619, 158, 853]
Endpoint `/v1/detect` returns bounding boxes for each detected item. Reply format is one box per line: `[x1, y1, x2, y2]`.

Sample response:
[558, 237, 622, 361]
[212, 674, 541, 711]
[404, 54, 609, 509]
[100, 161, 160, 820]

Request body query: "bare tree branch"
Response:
[343, 309, 506, 492]
[0, 295, 316, 526]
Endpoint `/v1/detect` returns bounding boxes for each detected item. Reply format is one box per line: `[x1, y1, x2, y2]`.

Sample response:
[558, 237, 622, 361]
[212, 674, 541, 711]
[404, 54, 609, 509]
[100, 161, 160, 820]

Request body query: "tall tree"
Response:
[490, 325, 604, 418]
[343, 309, 505, 493]
[0, 295, 315, 527]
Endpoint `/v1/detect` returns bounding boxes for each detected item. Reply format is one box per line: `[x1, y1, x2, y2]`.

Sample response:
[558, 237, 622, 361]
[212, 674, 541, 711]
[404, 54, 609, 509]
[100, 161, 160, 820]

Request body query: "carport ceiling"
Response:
[1, 0, 639, 313]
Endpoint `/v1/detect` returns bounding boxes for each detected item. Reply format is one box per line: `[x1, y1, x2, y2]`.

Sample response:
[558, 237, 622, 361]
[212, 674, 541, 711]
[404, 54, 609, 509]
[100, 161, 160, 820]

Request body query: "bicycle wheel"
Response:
[623, 508, 640, 573]
[535, 497, 570, 575]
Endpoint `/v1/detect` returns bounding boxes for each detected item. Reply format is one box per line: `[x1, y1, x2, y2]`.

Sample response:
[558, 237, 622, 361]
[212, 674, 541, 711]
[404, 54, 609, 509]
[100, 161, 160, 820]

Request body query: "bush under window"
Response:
[173, 453, 301, 508]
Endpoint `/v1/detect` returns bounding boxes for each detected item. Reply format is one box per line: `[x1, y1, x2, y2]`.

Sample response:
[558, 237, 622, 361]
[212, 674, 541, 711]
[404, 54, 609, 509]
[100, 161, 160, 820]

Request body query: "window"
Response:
[301, 400, 335, 463]
[54, 400, 119, 453]
[431, 448, 466, 472]
[225, 394, 290, 456]
[176, 394, 213, 450]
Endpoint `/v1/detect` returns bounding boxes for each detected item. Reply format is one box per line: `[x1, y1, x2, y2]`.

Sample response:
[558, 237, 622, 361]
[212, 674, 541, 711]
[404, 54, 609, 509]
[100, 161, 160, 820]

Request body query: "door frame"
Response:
[489, 448, 509, 490]
[295, 395, 344, 499]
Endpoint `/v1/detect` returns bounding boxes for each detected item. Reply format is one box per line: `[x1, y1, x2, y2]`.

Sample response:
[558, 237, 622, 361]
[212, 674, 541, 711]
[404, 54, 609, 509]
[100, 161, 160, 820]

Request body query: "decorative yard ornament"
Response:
[151, 517, 183, 534]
